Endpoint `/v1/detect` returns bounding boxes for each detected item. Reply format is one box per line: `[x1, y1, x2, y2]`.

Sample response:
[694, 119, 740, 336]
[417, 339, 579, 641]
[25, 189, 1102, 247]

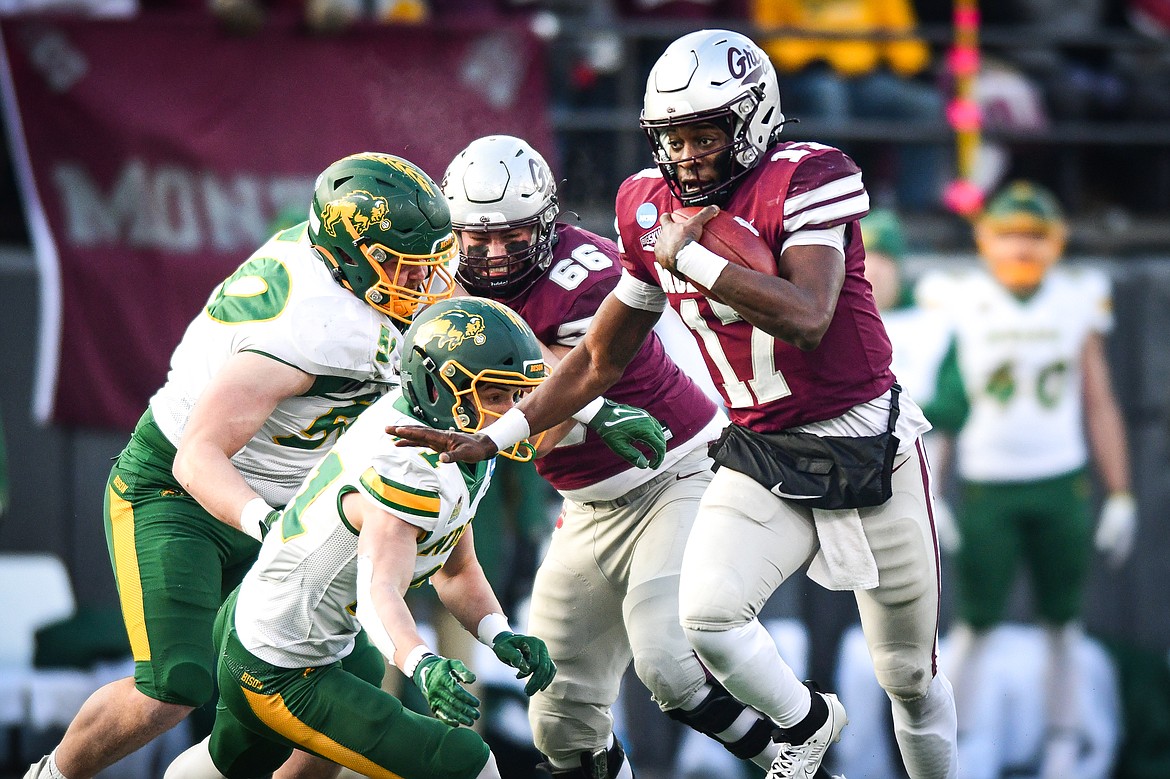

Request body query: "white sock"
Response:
[163, 737, 228, 779]
[1044, 623, 1082, 736]
[684, 619, 810, 727]
[889, 673, 959, 779]
[475, 751, 502, 779]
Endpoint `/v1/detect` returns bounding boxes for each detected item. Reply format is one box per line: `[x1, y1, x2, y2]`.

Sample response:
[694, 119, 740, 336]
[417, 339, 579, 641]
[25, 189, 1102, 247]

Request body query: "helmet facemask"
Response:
[314, 211, 456, 323]
[429, 359, 546, 461]
[643, 112, 744, 206]
[454, 202, 558, 300]
[401, 298, 548, 461]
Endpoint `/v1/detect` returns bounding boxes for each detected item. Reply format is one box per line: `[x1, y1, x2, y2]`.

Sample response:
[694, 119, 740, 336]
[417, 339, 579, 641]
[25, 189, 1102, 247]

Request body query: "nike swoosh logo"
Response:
[676, 470, 708, 480]
[769, 482, 824, 500]
[602, 409, 647, 427]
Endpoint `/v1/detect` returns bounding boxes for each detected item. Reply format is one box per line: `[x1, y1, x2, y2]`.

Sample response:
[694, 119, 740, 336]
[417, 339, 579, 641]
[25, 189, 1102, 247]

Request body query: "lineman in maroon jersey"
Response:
[441, 135, 783, 779]
[394, 31, 958, 779]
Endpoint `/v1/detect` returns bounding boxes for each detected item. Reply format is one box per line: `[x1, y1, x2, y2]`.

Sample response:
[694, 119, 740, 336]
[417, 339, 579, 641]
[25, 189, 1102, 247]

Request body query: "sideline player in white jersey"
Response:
[441, 135, 783, 778]
[392, 30, 958, 779]
[23, 153, 457, 779]
[163, 298, 557, 779]
[916, 181, 1135, 779]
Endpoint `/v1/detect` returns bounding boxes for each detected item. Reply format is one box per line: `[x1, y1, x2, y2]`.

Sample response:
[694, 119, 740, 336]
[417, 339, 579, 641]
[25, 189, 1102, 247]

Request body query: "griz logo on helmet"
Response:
[414, 311, 488, 352]
[727, 45, 764, 81]
[320, 191, 390, 239]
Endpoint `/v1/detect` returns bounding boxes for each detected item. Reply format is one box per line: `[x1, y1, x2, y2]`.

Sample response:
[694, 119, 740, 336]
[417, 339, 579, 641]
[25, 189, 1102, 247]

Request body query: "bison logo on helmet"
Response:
[415, 311, 488, 352]
[320, 190, 391, 240]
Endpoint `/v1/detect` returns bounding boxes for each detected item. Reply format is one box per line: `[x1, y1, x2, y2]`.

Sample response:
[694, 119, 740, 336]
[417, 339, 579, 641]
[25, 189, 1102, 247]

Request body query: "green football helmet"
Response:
[401, 298, 547, 461]
[309, 152, 456, 323]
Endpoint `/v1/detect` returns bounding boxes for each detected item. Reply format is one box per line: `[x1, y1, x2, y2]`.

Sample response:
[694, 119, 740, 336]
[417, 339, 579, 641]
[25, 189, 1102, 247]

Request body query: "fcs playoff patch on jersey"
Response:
[673, 206, 777, 300]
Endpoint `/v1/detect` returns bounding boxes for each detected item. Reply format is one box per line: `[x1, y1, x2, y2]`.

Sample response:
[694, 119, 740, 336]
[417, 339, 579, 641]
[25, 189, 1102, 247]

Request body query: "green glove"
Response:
[259, 509, 279, 540]
[412, 654, 480, 726]
[490, 631, 557, 696]
[585, 399, 667, 469]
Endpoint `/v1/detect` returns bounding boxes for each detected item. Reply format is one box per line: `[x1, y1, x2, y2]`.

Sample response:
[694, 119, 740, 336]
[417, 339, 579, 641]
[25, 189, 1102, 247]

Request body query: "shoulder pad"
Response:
[285, 296, 400, 379]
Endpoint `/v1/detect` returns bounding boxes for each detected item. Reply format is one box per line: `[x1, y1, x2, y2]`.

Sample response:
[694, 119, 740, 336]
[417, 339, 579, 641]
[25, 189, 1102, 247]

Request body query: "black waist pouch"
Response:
[708, 386, 901, 510]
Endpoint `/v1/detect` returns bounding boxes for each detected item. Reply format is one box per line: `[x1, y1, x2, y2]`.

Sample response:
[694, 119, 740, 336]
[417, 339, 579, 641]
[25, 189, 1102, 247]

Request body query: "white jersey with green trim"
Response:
[149, 223, 403, 508]
[232, 394, 495, 668]
[918, 266, 1112, 482]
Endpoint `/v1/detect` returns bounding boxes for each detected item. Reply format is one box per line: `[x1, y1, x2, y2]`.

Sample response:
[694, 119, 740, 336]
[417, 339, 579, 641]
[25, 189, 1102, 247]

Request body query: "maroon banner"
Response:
[0, 13, 554, 431]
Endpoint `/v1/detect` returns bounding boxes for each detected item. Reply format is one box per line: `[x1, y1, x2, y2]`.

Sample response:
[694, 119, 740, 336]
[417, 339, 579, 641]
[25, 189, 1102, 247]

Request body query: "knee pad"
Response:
[535, 738, 632, 779]
[149, 660, 214, 707]
[870, 642, 932, 701]
[630, 646, 705, 711]
[666, 681, 774, 761]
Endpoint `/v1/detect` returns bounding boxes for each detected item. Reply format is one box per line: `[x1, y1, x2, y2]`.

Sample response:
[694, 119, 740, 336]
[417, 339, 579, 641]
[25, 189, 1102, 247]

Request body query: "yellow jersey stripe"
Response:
[241, 687, 405, 779]
[108, 485, 151, 661]
[360, 469, 440, 517]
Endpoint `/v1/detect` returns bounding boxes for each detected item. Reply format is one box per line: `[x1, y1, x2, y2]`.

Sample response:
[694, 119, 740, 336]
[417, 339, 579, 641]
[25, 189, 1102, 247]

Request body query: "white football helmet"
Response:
[441, 135, 560, 300]
[641, 29, 784, 205]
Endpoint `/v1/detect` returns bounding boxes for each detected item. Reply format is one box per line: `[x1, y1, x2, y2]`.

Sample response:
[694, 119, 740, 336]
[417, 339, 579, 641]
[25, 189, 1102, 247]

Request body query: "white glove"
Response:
[931, 495, 960, 554]
[1094, 492, 1137, 568]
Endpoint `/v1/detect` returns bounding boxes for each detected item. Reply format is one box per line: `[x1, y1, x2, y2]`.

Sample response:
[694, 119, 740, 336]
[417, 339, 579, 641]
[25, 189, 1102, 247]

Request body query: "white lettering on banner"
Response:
[152, 165, 200, 250]
[200, 172, 266, 251]
[51, 159, 313, 253]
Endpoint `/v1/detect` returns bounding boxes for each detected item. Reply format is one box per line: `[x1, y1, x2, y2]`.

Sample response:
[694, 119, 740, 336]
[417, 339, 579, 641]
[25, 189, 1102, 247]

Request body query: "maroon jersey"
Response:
[616, 141, 894, 433]
[508, 224, 719, 491]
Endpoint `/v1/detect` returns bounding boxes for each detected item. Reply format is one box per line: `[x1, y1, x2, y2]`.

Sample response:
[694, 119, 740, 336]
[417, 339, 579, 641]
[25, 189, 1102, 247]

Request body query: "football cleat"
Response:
[766, 688, 847, 779]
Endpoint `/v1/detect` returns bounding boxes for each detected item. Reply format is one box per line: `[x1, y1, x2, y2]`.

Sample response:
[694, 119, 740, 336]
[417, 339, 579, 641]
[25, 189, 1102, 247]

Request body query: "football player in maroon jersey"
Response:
[440, 135, 783, 779]
[393, 30, 957, 779]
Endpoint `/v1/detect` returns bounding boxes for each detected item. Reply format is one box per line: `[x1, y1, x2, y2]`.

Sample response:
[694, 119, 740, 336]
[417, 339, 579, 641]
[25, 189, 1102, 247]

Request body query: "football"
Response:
[672, 207, 776, 299]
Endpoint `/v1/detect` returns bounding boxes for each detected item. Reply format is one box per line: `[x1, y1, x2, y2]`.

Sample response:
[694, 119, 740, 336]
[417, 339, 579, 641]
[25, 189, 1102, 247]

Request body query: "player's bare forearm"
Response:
[431, 529, 505, 636]
[174, 353, 314, 526]
[516, 294, 656, 432]
[1082, 333, 1131, 494]
[711, 246, 844, 350]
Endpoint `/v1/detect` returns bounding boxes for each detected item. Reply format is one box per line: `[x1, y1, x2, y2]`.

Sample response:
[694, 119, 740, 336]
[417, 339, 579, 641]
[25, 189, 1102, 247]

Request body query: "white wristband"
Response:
[481, 407, 531, 452]
[675, 240, 730, 291]
[571, 396, 606, 425]
[402, 644, 436, 678]
[239, 497, 273, 542]
[476, 612, 514, 646]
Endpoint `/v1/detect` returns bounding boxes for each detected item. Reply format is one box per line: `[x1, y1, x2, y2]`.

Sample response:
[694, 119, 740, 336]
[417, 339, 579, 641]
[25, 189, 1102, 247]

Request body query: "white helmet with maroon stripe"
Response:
[641, 29, 784, 205]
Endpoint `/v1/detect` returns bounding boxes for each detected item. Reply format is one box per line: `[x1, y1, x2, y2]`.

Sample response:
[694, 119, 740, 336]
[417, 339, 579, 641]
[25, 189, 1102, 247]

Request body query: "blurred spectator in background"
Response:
[1120, 0, 1170, 120]
[916, 181, 1137, 779]
[751, 0, 947, 212]
[861, 209, 951, 406]
[967, 57, 1050, 202]
[984, 0, 1126, 123]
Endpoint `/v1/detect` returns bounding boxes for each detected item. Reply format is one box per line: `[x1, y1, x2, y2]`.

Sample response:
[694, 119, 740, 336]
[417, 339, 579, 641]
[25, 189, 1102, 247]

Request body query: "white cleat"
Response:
[766, 691, 848, 779]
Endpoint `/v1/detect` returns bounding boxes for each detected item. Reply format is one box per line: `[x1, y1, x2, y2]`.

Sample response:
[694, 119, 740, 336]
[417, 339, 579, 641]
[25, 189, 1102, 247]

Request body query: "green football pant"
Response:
[955, 468, 1093, 629]
[208, 590, 489, 779]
